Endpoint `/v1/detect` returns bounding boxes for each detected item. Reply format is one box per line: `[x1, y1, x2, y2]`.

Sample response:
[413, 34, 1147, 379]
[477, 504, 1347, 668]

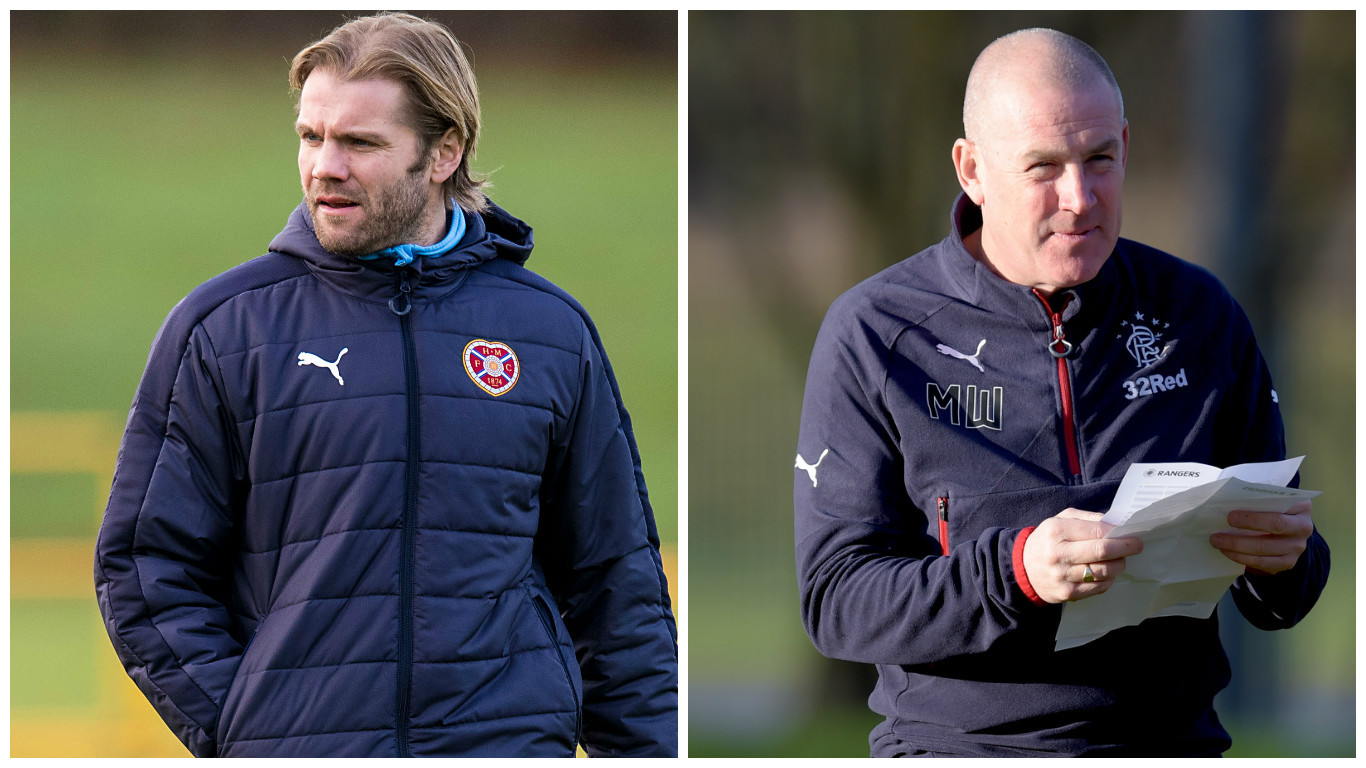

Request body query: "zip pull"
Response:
[1047, 315, 1073, 358]
[389, 271, 413, 316]
[936, 496, 950, 556]
[1033, 289, 1073, 358]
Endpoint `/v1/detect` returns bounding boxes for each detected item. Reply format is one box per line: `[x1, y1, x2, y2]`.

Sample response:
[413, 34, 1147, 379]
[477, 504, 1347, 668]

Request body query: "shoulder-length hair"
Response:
[290, 12, 488, 212]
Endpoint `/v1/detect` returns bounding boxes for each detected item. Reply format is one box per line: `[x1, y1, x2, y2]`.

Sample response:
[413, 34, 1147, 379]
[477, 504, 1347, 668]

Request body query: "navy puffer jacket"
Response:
[94, 201, 677, 757]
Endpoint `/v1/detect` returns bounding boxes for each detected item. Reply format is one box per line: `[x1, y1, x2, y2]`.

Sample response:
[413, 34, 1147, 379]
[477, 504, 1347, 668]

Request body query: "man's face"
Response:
[296, 69, 442, 256]
[956, 79, 1128, 295]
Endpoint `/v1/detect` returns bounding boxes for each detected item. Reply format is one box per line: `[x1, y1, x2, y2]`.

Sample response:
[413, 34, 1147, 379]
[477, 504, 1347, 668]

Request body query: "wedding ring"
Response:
[1082, 565, 1096, 583]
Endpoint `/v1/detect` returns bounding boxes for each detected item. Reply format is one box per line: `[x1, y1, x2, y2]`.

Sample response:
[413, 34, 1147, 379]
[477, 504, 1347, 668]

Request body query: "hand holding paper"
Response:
[1022, 508, 1144, 604]
[1210, 499, 1315, 576]
[1054, 457, 1319, 651]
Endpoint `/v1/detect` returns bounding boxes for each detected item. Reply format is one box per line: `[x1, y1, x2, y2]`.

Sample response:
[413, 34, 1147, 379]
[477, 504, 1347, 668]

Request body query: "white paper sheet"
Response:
[1054, 457, 1317, 651]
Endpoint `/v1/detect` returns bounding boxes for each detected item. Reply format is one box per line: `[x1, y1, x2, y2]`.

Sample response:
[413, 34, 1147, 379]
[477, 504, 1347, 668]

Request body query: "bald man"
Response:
[794, 28, 1328, 756]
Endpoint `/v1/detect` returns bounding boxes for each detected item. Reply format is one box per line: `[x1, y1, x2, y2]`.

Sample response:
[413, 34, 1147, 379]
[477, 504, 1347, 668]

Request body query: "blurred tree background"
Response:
[10, 10, 676, 757]
[688, 10, 1353, 757]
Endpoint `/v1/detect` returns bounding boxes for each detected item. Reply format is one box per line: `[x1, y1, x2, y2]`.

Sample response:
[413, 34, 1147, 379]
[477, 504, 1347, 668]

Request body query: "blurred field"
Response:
[11, 13, 676, 757]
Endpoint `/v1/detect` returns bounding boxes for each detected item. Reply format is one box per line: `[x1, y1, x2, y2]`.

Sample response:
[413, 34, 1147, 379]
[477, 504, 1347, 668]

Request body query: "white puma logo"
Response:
[298, 347, 349, 386]
[795, 448, 830, 487]
[936, 339, 987, 373]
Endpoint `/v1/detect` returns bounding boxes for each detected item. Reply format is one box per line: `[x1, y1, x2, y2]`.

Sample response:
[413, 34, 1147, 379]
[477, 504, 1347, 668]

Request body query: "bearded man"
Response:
[96, 12, 677, 757]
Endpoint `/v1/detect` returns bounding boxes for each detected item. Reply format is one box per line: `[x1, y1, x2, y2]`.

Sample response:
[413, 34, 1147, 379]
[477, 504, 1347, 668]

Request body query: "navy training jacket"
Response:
[794, 194, 1328, 756]
[95, 201, 678, 757]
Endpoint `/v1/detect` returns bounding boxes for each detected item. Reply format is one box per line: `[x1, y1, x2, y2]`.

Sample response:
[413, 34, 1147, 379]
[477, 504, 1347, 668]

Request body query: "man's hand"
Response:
[1210, 499, 1313, 576]
[1023, 508, 1144, 604]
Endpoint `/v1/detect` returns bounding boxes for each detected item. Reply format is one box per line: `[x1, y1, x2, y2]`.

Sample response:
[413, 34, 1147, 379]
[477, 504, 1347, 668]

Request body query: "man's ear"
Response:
[952, 138, 985, 206]
[429, 128, 463, 185]
[1120, 120, 1130, 169]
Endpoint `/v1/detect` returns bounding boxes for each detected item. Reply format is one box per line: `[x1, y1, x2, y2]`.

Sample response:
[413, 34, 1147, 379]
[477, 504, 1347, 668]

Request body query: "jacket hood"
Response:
[267, 199, 535, 302]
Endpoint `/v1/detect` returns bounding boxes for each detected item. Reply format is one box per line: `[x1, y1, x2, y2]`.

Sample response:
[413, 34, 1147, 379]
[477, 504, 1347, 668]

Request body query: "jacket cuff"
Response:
[1012, 526, 1047, 606]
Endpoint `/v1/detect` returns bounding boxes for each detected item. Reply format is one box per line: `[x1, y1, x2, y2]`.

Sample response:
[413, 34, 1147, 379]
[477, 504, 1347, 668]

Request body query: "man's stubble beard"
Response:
[310, 159, 434, 257]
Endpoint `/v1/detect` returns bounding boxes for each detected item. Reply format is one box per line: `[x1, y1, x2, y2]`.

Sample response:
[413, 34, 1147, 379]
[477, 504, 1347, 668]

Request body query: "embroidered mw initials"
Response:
[926, 383, 1003, 430]
[298, 347, 349, 386]
[795, 449, 829, 487]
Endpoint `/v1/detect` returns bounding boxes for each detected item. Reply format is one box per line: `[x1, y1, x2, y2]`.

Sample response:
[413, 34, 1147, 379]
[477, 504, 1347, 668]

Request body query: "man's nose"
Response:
[1056, 165, 1095, 215]
[310, 140, 348, 182]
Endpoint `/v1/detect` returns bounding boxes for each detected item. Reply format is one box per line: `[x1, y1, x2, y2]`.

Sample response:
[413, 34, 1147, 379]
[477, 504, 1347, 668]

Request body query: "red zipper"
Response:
[936, 496, 950, 556]
[1032, 289, 1082, 479]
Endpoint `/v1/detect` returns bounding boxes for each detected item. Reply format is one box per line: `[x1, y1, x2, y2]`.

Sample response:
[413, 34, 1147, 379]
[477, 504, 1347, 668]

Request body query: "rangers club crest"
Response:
[1116, 310, 1171, 368]
[463, 339, 520, 396]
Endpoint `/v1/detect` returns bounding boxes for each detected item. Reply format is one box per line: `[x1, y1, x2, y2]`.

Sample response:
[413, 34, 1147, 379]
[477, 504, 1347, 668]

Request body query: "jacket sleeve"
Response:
[94, 312, 245, 758]
[1213, 302, 1330, 629]
[795, 303, 1058, 668]
[537, 321, 678, 757]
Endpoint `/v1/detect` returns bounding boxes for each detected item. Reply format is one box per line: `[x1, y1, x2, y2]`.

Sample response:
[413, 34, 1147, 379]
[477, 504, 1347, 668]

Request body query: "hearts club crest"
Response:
[463, 339, 520, 396]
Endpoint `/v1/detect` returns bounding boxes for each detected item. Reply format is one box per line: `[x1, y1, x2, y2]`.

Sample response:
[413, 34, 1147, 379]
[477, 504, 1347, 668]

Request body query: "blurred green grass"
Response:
[11, 475, 95, 538]
[690, 706, 880, 757]
[11, 48, 676, 754]
[12, 600, 99, 710]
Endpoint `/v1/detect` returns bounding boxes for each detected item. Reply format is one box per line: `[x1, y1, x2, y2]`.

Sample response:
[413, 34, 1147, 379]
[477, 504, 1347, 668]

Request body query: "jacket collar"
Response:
[267, 199, 535, 304]
[360, 201, 468, 268]
[943, 192, 1117, 328]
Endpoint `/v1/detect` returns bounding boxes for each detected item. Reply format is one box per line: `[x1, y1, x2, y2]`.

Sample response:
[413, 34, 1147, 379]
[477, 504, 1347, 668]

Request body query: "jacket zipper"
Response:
[936, 496, 950, 556]
[1032, 289, 1082, 481]
[391, 270, 418, 757]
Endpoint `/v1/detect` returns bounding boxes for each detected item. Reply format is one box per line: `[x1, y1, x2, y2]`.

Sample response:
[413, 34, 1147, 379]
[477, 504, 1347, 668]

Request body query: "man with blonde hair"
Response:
[96, 13, 677, 757]
[795, 28, 1326, 756]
